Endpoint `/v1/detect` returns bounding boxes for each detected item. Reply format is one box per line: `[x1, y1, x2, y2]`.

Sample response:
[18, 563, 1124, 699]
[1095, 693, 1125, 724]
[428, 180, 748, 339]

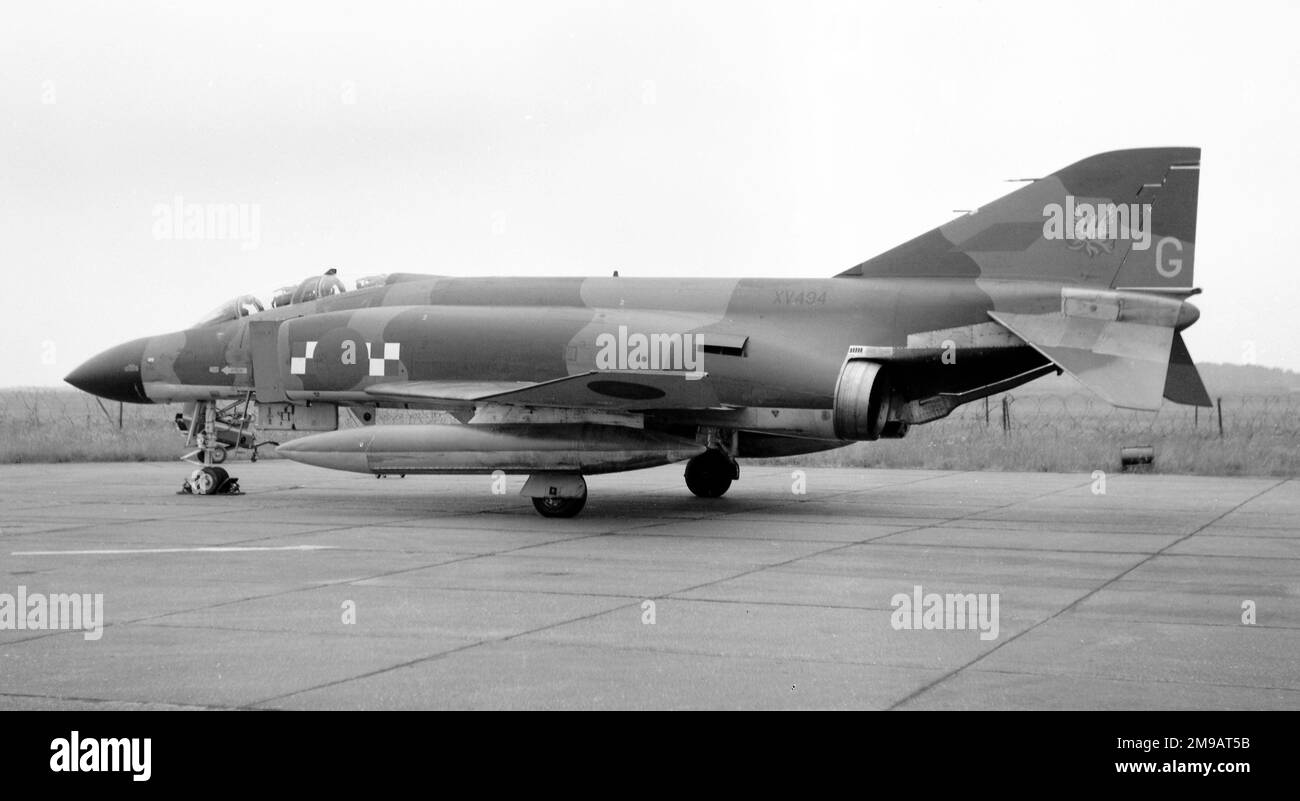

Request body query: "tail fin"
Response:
[839, 147, 1200, 290]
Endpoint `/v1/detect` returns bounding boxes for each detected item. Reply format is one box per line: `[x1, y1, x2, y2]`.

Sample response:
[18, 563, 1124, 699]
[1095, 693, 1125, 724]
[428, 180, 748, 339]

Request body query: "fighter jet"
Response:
[66, 148, 1209, 517]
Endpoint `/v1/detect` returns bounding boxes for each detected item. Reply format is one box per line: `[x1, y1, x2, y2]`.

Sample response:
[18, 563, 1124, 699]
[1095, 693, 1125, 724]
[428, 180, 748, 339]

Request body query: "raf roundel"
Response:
[305, 328, 370, 388]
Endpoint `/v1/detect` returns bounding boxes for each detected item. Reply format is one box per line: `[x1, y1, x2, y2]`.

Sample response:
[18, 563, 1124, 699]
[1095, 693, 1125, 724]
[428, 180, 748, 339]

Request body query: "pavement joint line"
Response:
[956, 665, 1300, 696]
[334, 583, 648, 602]
[11, 545, 340, 556]
[1038, 615, 1300, 632]
[856, 541, 1266, 558]
[1197, 530, 1300, 538]
[128, 620, 491, 641]
[0, 691, 240, 711]
[861, 533, 1183, 551]
[0, 510, 269, 538]
[886, 477, 1290, 710]
[1141, 551, 1300, 561]
[934, 522, 1278, 537]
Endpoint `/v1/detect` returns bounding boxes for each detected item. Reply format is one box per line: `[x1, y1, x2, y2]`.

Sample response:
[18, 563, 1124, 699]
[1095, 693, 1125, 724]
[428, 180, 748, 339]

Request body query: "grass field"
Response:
[1, 386, 1296, 476]
[0, 390, 181, 464]
[766, 393, 1300, 476]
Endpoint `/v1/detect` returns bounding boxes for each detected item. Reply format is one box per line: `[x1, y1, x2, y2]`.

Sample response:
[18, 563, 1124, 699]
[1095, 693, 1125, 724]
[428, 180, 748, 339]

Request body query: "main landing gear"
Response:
[684, 447, 739, 498]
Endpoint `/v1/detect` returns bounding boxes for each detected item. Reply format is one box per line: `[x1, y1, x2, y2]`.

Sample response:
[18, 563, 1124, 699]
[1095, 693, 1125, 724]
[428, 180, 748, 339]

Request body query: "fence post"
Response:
[1001, 396, 1011, 434]
[984, 396, 990, 428]
[1217, 397, 1223, 438]
[118, 402, 123, 429]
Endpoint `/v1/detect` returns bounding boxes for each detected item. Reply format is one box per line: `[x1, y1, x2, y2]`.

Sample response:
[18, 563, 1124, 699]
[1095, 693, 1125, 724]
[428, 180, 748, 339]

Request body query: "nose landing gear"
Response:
[177, 397, 248, 495]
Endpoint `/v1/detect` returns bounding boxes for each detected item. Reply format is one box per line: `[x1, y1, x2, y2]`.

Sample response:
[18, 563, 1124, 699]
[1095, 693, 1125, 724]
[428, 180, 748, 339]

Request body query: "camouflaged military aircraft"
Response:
[66, 147, 1209, 517]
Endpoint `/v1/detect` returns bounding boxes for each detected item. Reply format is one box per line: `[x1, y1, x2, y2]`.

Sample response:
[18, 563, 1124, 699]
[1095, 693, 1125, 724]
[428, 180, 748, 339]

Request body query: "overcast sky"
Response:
[2, 0, 1297, 386]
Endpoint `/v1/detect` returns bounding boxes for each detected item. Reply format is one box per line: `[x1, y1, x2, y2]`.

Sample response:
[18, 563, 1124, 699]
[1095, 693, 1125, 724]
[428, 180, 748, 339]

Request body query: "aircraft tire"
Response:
[685, 450, 734, 498]
[190, 466, 229, 495]
[532, 491, 587, 518]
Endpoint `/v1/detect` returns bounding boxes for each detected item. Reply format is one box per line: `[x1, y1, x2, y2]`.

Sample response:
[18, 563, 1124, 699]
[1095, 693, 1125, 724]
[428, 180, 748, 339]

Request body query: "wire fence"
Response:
[946, 392, 1300, 438]
[0, 389, 161, 431]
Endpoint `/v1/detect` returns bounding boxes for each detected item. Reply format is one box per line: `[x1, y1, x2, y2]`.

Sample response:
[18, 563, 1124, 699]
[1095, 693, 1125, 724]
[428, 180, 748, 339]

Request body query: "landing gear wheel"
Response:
[685, 450, 736, 498]
[532, 491, 587, 518]
[209, 446, 228, 465]
[189, 466, 230, 495]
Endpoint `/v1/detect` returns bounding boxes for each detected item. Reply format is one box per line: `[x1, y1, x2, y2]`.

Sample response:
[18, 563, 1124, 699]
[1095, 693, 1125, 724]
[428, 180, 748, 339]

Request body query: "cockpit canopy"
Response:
[194, 294, 265, 327]
[191, 271, 437, 326]
[271, 271, 347, 308]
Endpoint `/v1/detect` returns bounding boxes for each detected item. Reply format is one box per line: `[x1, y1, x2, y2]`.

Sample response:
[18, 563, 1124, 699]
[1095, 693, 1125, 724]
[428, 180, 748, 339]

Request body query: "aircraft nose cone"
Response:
[64, 338, 150, 403]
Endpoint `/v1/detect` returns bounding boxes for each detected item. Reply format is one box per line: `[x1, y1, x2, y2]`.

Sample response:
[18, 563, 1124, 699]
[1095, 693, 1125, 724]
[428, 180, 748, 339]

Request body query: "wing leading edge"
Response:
[365, 370, 726, 411]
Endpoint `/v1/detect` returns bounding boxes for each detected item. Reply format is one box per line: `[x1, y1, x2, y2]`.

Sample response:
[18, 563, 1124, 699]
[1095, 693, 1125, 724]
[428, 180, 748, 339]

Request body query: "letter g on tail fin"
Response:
[1110, 154, 1200, 292]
